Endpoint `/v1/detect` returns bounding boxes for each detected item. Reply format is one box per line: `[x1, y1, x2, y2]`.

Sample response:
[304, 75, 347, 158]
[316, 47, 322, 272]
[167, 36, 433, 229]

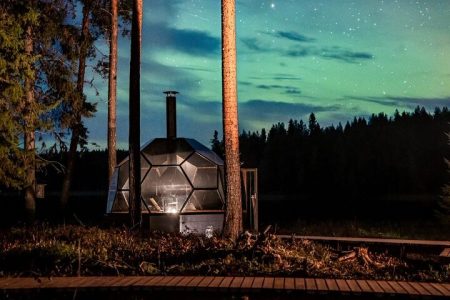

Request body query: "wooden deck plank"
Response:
[324, 279, 339, 292]
[229, 277, 245, 289]
[197, 277, 215, 290]
[164, 276, 184, 287]
[138, 276, 166, 291]
[430, 283, 450, 296]
[185, 276, 205, 288]
[2, 276, 450, 298]
[345, 280, 362, 293]
[377, 280, 396, 294]
[315, 279, 328, 291]
[196, 276, 214, 288]
[218, 276, 233, 289]
[278, 235, 450, 247]
[241, 277, 254, 289]
[418, 282, 444, 296]
[251, 277, 264, 289]
[305, 278, 317, 290]
[135, 276, 164, 287]
[207, 276, 225, 288]
[65, 277, 95, 288]
[34, 278, 56, 289]
[335, 279, 351, 292]
[440, 248, 450, 257]
[273, 277, 284, 290]
[159, 276, 178, 287]
[408, 282, 431, 295]
[294, 278, 306, 290]
[396, 281, 421, 295]
[112, 276, 139, 287]
[365, 280, 384, 293]
[355, 280, 372, 293]
[386, 281, 407, 294]
[262, 277, 274, 289]
[97, 277, 124, 288]
[5, 278, 40, 289]
[174, 276, 195, 288]
[0, 278, 16, 287]
[284, 277, 295, 290]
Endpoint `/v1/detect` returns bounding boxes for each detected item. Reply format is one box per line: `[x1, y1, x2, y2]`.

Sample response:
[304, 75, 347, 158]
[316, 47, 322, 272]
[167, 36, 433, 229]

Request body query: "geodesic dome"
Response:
[106, 138, 225, 215]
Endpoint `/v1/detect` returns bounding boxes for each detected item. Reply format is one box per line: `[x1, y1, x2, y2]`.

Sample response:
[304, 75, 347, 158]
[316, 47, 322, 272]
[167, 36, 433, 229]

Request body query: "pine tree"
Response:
[0, 3, 38, 190]
[436, 133, 450, 226]
[210, 130, 224, 158]
[222, 0, 242, 240]
[128, 0, 143, 228]
[0, 0, 78, 220]
[60, 0, 95, 215]
[107, 0, 118, 184]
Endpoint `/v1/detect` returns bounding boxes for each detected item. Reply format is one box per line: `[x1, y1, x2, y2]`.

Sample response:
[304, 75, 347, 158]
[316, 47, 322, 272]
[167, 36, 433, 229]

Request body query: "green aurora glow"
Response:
[84, 0, 450, 147]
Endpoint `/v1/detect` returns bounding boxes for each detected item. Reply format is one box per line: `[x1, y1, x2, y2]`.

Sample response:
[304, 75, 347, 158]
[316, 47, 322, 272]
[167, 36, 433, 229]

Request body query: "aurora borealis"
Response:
[86, 0, 450, 147]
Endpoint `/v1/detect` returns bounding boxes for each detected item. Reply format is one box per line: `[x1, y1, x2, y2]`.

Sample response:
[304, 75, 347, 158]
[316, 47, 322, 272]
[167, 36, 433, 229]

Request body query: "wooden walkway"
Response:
[277, 235, 450, 247]
[0, 276, 449, 297]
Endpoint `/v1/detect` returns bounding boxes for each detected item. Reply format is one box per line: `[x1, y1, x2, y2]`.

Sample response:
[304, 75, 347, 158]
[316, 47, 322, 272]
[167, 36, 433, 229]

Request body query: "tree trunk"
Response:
[221, 0, 242, 240]
[24, 24, 36, 223]
[128, 0, 142, 228]
[107, 0, 118, 182]
[60, 3, 90, 216]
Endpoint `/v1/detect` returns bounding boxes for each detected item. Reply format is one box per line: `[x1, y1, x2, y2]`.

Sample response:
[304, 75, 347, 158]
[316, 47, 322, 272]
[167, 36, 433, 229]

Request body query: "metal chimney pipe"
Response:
[164, 91, 178, 139]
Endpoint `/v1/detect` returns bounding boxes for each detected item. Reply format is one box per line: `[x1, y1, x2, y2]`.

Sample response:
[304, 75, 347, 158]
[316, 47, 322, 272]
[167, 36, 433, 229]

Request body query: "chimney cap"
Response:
[163, 91, 178, 96]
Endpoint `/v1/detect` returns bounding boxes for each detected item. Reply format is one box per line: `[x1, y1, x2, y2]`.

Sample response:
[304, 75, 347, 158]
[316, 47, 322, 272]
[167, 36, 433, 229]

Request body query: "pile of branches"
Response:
[0, 225, 448, 282]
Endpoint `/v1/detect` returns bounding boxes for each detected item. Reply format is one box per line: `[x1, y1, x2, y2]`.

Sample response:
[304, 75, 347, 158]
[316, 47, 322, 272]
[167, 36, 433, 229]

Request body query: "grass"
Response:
[0, 224, 448, 282]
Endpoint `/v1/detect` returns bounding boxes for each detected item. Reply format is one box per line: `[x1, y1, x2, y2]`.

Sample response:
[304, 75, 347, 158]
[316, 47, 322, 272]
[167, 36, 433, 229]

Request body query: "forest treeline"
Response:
[2, 106, 449, 223]
[213, 106, 450, 202]
[39, 106, 449, 201]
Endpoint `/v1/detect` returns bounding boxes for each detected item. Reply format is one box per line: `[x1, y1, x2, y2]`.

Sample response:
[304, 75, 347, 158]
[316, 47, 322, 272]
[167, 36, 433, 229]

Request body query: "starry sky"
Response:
[85, 0, 450, 148]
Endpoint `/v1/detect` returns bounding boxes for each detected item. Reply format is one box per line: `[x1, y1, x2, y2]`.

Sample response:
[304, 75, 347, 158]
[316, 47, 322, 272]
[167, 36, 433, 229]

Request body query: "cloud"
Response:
[255, 84, 302, 95]
[284, 88, 302, 95]
[144, 0, 182, 23]
[242, 36, 374, 64]
[347, 95, 450, 110]
[238, 99, 341, 131]
[272, 74, 302, 81]
[285, 47, 312, 57]
[143, 22, 220, 56]
[240, 38, 268, 52]
[319, 47, 373, 63]
[173, 98, 342, 134]
[275, 31, 316, 43]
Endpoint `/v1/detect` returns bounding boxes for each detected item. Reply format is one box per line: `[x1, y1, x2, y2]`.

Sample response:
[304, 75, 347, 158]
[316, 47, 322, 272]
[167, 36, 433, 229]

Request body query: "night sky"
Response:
[85, 0, 450, 148]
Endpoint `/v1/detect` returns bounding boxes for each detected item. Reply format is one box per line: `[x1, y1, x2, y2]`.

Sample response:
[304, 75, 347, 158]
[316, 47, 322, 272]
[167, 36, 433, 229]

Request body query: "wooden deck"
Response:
[440, 248, 450, 257]
[277, 235, 450, 247]
[0, 276, 448, 297]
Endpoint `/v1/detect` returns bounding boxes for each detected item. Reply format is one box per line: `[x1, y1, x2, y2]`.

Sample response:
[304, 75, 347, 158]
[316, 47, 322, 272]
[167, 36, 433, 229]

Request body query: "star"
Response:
[270, 3, 275, 9]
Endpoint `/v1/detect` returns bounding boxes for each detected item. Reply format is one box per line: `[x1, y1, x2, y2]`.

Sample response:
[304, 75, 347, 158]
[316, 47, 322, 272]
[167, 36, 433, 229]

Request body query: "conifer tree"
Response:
[0, 0, 79, 220]
[0, 3, 38, 191]
[436, 133, 450, 225]
[128, 0, 142, 228]
[222, 0, 242, 240]
[107, 0, 118, 183]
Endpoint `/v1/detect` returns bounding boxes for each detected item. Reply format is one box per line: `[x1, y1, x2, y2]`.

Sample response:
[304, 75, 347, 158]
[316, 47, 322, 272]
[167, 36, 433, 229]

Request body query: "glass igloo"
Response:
[106, 138, 225, 231]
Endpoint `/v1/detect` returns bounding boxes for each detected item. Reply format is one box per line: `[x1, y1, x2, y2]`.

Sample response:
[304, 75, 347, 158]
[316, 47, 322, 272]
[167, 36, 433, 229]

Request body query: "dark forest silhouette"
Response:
[1, 106, 449, 224]
[214, 106, 450, 206]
